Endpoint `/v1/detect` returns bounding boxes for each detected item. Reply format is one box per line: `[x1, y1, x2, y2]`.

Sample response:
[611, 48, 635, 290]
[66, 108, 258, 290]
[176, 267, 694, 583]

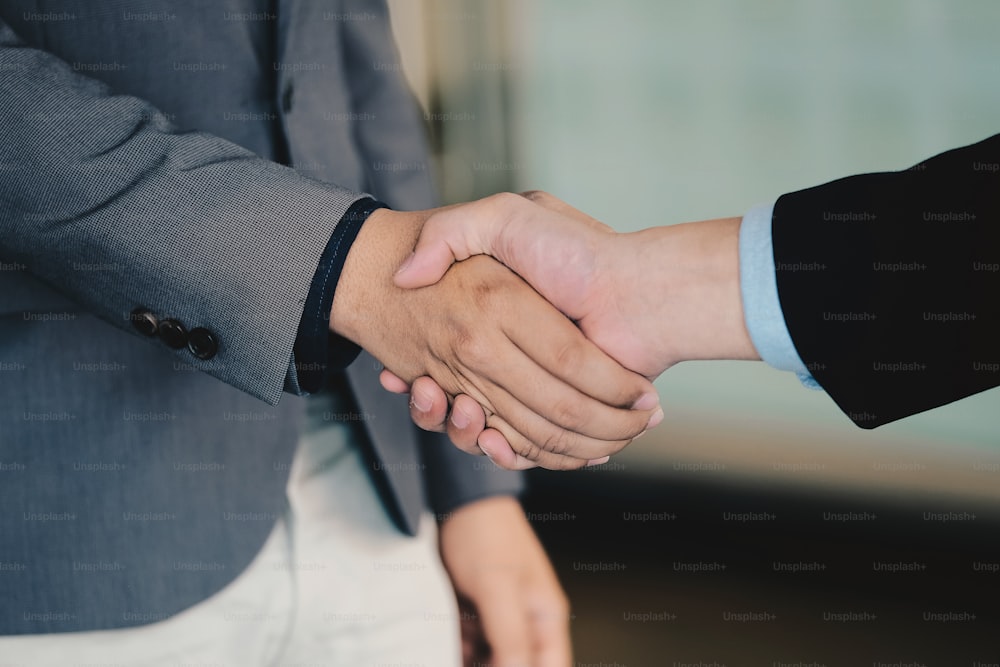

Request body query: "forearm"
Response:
[627, 216, 759, 367]
[0, 17, 368, 404]
[419, 430, 524, 519]
[330, 208, 426, 348]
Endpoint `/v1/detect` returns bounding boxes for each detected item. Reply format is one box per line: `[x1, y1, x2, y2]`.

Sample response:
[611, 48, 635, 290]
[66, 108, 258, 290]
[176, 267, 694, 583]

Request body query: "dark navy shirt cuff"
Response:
[294, 197, 387, 393]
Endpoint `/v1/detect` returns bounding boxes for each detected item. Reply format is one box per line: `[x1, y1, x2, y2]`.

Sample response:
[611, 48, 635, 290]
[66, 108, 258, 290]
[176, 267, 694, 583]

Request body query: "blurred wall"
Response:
[388, 0, 1000, 499]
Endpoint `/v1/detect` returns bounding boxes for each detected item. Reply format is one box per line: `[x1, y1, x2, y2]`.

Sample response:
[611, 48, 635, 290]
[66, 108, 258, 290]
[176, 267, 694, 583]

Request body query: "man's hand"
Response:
[382, 192, 759, 465]
[330, 202, 661, 470]
[439, 496, 572, 667]
[393, 192, 757, 376]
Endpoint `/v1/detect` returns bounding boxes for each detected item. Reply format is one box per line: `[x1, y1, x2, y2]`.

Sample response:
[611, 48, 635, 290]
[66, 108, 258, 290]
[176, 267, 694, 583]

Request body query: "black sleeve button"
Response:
[129, 308, 158, 337]
[187, 327, 219, 360]
[158, 318, 189, 349]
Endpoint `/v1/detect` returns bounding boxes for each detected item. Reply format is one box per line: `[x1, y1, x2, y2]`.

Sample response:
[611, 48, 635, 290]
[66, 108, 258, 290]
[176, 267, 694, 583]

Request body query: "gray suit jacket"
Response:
[0, 0, 521, 635]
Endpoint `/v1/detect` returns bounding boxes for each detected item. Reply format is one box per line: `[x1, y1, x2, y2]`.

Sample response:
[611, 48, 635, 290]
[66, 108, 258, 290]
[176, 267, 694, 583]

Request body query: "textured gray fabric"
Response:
[0, 0, 522, 635]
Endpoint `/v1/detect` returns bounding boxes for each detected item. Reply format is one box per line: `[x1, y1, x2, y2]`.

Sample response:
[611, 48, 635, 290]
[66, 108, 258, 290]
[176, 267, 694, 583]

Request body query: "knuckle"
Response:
[471, 279, 498, 310]
[537, 427, 571, 457]
[486, 416, 538, 460]
[610, 381, 644, 410]
[490, 191, 523, 208]
[519, 189, 551, 205]
[513, 439, 544, 464]
[487, 191, 529, 227]
[451, 328, 492, 367]
[591, 405, 650, 440]
[549, 397, 586, 432]
[606, 437, 631, 456]
[601, 407, 649, 441]
[421, 208, 443, 231]
[552, 341, 585, 375]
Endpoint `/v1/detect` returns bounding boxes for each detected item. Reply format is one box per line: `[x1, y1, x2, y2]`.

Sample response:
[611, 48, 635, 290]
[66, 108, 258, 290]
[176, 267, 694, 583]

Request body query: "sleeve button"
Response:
[157, 319, 189, 349]
[129, 308, 158, 337]
[187, 327, 218, 360]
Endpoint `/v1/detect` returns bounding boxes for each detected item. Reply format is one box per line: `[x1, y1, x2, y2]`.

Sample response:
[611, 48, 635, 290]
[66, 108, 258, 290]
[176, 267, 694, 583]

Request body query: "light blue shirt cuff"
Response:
[738, 203, 820, 389]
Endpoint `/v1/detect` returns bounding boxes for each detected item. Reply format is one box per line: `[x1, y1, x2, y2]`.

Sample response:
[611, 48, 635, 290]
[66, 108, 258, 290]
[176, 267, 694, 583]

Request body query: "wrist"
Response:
[632, 217, 760, 365]
[329, 207, 427, 347]
[440, 494, 521, 528]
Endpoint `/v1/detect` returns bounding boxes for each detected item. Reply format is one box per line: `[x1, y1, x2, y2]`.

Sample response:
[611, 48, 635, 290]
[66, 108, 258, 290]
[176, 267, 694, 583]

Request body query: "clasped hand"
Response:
[372, 191, 757, 469]
[329, 199, 663, 471]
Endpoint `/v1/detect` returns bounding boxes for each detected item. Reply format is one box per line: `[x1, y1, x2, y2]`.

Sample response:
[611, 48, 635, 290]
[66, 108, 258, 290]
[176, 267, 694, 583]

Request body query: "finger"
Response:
[393, 244, 461, 290]
[461, 362, 633, 465]
[473, 580, 533, 667]
[520, 190, 613, 233]
[477, 427, 540, 471]
[432, 258, 655, 460]
[383, 318, 626, 467]
[407, 376, 450, 433]
[396, 191, 556, 290]
[457, 345, 646, 463]
[395, 377, 490, 449]
[483, 415, 590, 472]
[445, 394, 488, 455]
[496, 295, 660, 441]
[379, 369, 411, 394]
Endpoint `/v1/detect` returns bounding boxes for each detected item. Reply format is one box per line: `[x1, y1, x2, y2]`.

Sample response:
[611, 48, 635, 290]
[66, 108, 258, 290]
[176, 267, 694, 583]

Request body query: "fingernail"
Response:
[450, 407, 470, 429]
[632, 392, 659, 411]
[647, 407, 664, 429]
[586, 456, 610, 467]
[395, 252, 415, 275]
[634, 429, 647, 440]
[410, 391, 431, 413]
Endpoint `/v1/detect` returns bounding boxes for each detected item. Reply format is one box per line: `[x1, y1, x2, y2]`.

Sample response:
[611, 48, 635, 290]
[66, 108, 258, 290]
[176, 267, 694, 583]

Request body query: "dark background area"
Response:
[524, 468, 1000, 666]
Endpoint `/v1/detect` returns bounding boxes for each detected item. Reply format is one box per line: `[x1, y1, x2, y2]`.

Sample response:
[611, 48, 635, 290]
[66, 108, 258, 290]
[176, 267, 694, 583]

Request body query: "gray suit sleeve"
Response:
[0, 17, 365, 405]
[419, 431, 525, 518]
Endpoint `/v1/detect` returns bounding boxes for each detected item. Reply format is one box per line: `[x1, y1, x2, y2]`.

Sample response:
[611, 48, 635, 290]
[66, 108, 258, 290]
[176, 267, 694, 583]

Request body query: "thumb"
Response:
[392, 238, 464, 289]
[393, 200, 505, 289]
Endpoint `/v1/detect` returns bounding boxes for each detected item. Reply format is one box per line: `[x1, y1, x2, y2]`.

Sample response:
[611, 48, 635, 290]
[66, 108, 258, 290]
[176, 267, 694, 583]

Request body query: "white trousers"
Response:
[1, 395, 462, 666]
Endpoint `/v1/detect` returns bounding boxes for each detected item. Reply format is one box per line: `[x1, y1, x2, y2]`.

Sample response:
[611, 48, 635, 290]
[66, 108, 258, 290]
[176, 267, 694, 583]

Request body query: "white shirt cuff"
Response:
[738, 202, 819, 389]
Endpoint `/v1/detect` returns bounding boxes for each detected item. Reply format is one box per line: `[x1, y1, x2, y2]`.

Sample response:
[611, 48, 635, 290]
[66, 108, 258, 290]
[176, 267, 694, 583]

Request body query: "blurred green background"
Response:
[392, 0, 999, 493]
[387, 1, 1000, 663]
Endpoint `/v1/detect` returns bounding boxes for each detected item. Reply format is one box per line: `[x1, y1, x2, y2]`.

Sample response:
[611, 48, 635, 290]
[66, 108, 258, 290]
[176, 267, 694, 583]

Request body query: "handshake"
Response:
[330, 191, 760, 470]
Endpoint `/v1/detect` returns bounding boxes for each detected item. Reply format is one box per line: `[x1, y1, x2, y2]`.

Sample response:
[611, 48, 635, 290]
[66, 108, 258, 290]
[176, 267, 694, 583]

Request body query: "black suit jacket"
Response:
[773, 133, 999, 428]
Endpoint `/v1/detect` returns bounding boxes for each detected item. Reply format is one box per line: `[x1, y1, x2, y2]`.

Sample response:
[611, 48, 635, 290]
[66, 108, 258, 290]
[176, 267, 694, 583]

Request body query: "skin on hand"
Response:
[439, 496, 572, 667]
[386, 192, 760, 464]
[329, 205, 661, 470]
[395, 191, 759, 375]
[379, 374, 612, 469]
